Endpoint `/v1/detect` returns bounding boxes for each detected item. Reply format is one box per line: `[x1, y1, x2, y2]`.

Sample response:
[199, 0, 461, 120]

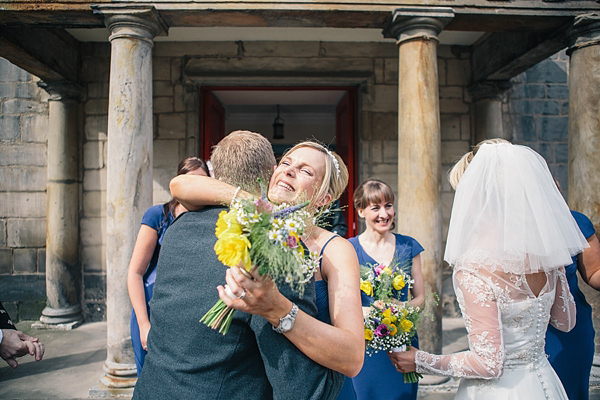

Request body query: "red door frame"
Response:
[199, 86, 358, 237]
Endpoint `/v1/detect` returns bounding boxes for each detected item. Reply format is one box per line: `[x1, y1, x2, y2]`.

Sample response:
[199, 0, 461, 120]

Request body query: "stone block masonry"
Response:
[506, 50, 570, 198]
[0, 57, 48, 323]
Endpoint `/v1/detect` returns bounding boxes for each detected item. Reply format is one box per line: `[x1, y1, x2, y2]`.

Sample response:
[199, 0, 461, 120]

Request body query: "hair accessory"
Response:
[206, 160, 215, 179]
[326, 149, 341, 179]
[231, 186, 241, 208]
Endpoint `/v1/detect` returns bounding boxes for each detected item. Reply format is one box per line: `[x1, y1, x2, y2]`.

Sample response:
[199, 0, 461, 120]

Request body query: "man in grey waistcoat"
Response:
[133, 130, 343, 399]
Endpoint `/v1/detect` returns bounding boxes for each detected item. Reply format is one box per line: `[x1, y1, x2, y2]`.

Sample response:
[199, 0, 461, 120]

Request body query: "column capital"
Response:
[383, 7, 454, 44]
[38, 81, 84, 101]
[92, 5, 168, 43]
[566, 12, 600, 55]
[468, 80, 512, 102]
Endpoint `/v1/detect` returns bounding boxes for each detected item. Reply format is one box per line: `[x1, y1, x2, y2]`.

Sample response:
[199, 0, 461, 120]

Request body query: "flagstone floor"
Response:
[0, 318, 598, 399]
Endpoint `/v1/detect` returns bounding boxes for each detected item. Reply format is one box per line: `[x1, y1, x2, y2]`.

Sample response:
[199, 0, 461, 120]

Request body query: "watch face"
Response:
[281, 318, 293, 331]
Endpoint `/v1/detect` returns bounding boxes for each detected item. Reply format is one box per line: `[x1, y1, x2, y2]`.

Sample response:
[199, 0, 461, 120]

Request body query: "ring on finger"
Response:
[238, 289, 247, 300]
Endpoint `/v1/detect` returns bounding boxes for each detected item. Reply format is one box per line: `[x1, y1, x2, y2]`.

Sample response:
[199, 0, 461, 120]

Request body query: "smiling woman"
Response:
[169, 138, 365, 380]
[345, 179, 425, 400]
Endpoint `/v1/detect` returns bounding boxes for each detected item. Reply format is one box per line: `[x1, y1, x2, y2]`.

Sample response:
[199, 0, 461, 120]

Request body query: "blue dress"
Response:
[315, 236, 358, 400]
[346, 233, 424, 400]
[130, 204, 175, 376]
[545, 210, 596, 400]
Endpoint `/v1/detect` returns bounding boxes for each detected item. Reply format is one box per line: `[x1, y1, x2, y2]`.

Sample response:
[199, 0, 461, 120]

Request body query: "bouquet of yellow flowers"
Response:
[363, 300, 423, 383]
[200, 196, 320, 334]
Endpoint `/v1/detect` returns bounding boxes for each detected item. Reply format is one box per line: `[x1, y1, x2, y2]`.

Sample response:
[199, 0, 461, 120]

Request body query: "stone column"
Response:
[566, 13, 600, 351]
[91, 7, 166, 394]
[384, 8, 453, 355]
[35, 81, 84, 329]
[469, 81, 512, 144]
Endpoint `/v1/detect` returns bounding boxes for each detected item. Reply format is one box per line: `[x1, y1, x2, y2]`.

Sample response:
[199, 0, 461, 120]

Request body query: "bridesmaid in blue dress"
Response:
[127, 157, 209, 376]
[346, 179, 425, 400]
[545, 210, 600, 400]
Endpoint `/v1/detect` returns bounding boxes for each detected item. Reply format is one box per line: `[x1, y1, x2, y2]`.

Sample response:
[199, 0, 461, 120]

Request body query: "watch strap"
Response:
[273, 303, 299, 334]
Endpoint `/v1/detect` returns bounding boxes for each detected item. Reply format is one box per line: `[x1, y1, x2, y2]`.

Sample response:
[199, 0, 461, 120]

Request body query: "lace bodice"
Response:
[415, 250, 576, 379]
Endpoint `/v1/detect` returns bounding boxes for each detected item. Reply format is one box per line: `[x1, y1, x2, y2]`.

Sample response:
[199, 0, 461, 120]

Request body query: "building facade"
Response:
[0, 0, 599, 391]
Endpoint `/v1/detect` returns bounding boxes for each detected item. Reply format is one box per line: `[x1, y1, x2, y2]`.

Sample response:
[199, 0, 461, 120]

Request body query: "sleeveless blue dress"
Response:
[130, 204, 175, 376]
[315, 235, 358, 400]
[346, 233, 424, 400]
[545, 210, 596, 400]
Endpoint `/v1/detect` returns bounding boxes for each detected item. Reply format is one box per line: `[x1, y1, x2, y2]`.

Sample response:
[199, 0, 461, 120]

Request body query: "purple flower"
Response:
[255, 198, 273, 213]
[374, 263, 385, 276]
[375, 324, 390, 338]
[286, 235, 298, 248]
[273, 201, 309, 219]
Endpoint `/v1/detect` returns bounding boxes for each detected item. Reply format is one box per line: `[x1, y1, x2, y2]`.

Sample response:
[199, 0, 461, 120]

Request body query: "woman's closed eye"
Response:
[301, 168, 313, 176]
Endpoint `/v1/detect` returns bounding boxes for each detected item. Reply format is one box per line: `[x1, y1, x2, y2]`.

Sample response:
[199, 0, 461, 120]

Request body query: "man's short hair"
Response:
[210, 130, 276, 195]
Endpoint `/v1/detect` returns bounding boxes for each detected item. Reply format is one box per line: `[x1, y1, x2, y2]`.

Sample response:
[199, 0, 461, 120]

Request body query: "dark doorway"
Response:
[200, 86, 358, 237]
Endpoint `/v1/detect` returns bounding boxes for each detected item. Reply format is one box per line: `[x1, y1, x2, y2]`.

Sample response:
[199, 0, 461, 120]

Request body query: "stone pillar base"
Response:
[31, 319, 82, 331]
[89, 360, 137, 395]
[33, 305, 83, 329]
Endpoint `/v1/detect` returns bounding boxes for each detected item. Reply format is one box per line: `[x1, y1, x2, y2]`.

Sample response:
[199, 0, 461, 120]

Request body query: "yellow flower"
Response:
[215, 211, 229, 237]
[400, 319, 414, 333]
[383, 308, 397, 323]
[382, 267, 392, 275]
[393, 275, 405, 290]
[214, 232, 252, 269]
[364, 329, 374, 341]
[360, 281, 374, 296]
[215, 210, 243, 237]
[389, 324, 398, 336]
[382, 317, 392, 326]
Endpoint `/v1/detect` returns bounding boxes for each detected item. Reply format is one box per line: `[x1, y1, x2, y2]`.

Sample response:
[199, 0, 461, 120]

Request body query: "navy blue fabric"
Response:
[314, 235, 357, 400]
[343, 233, 423, 400]
[545, 210, 596, 400]
[131, 204, 174, 376]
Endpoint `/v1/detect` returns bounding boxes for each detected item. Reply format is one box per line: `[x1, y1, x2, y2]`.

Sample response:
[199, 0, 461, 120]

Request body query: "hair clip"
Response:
[326, 149, 341, 179]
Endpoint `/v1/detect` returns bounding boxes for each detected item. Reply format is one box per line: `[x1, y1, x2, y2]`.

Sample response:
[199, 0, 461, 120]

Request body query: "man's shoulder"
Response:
[170, 206, 226, 228]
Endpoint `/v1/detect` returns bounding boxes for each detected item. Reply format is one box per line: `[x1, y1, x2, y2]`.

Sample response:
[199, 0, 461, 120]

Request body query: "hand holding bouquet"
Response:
[364, 300, 423, 383]
[200, 196, 320, 335]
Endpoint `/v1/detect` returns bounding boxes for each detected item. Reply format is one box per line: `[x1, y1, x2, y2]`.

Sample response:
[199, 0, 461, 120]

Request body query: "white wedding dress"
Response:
[415, 250, 575, 399]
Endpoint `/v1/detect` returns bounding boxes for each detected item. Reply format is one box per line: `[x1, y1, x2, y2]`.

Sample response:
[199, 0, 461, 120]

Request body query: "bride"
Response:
[392, 139, 588, 399]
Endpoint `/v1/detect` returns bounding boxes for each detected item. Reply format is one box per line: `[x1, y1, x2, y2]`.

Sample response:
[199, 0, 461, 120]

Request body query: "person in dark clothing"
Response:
[133, 131, 343, 400]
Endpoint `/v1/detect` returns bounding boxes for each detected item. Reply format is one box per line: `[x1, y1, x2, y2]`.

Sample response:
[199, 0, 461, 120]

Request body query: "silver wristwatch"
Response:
[273, 303, 299, 334]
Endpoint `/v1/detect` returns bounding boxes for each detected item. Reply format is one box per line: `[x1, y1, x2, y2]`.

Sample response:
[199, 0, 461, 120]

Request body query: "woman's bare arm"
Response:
[126, 225, 158, 349]
[169, 175, 252, 211]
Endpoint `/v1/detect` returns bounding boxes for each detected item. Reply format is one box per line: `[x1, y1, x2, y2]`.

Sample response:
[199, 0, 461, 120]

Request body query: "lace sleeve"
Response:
[549, 266, 576, 332]
[414, 268, 505, 379]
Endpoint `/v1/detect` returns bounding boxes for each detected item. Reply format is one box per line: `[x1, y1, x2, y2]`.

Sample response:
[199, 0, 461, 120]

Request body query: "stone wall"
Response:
[506, 50, 570, 197]
[438, 50, 571, 316]
[0, 58, 48, 322]
[80, 42, 195, 320]
[0, 43, 574, 322]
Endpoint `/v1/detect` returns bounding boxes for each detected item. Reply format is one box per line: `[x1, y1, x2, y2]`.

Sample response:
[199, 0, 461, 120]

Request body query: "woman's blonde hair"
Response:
[281, 141, 349, 208]
[448, 138, 511, 190]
